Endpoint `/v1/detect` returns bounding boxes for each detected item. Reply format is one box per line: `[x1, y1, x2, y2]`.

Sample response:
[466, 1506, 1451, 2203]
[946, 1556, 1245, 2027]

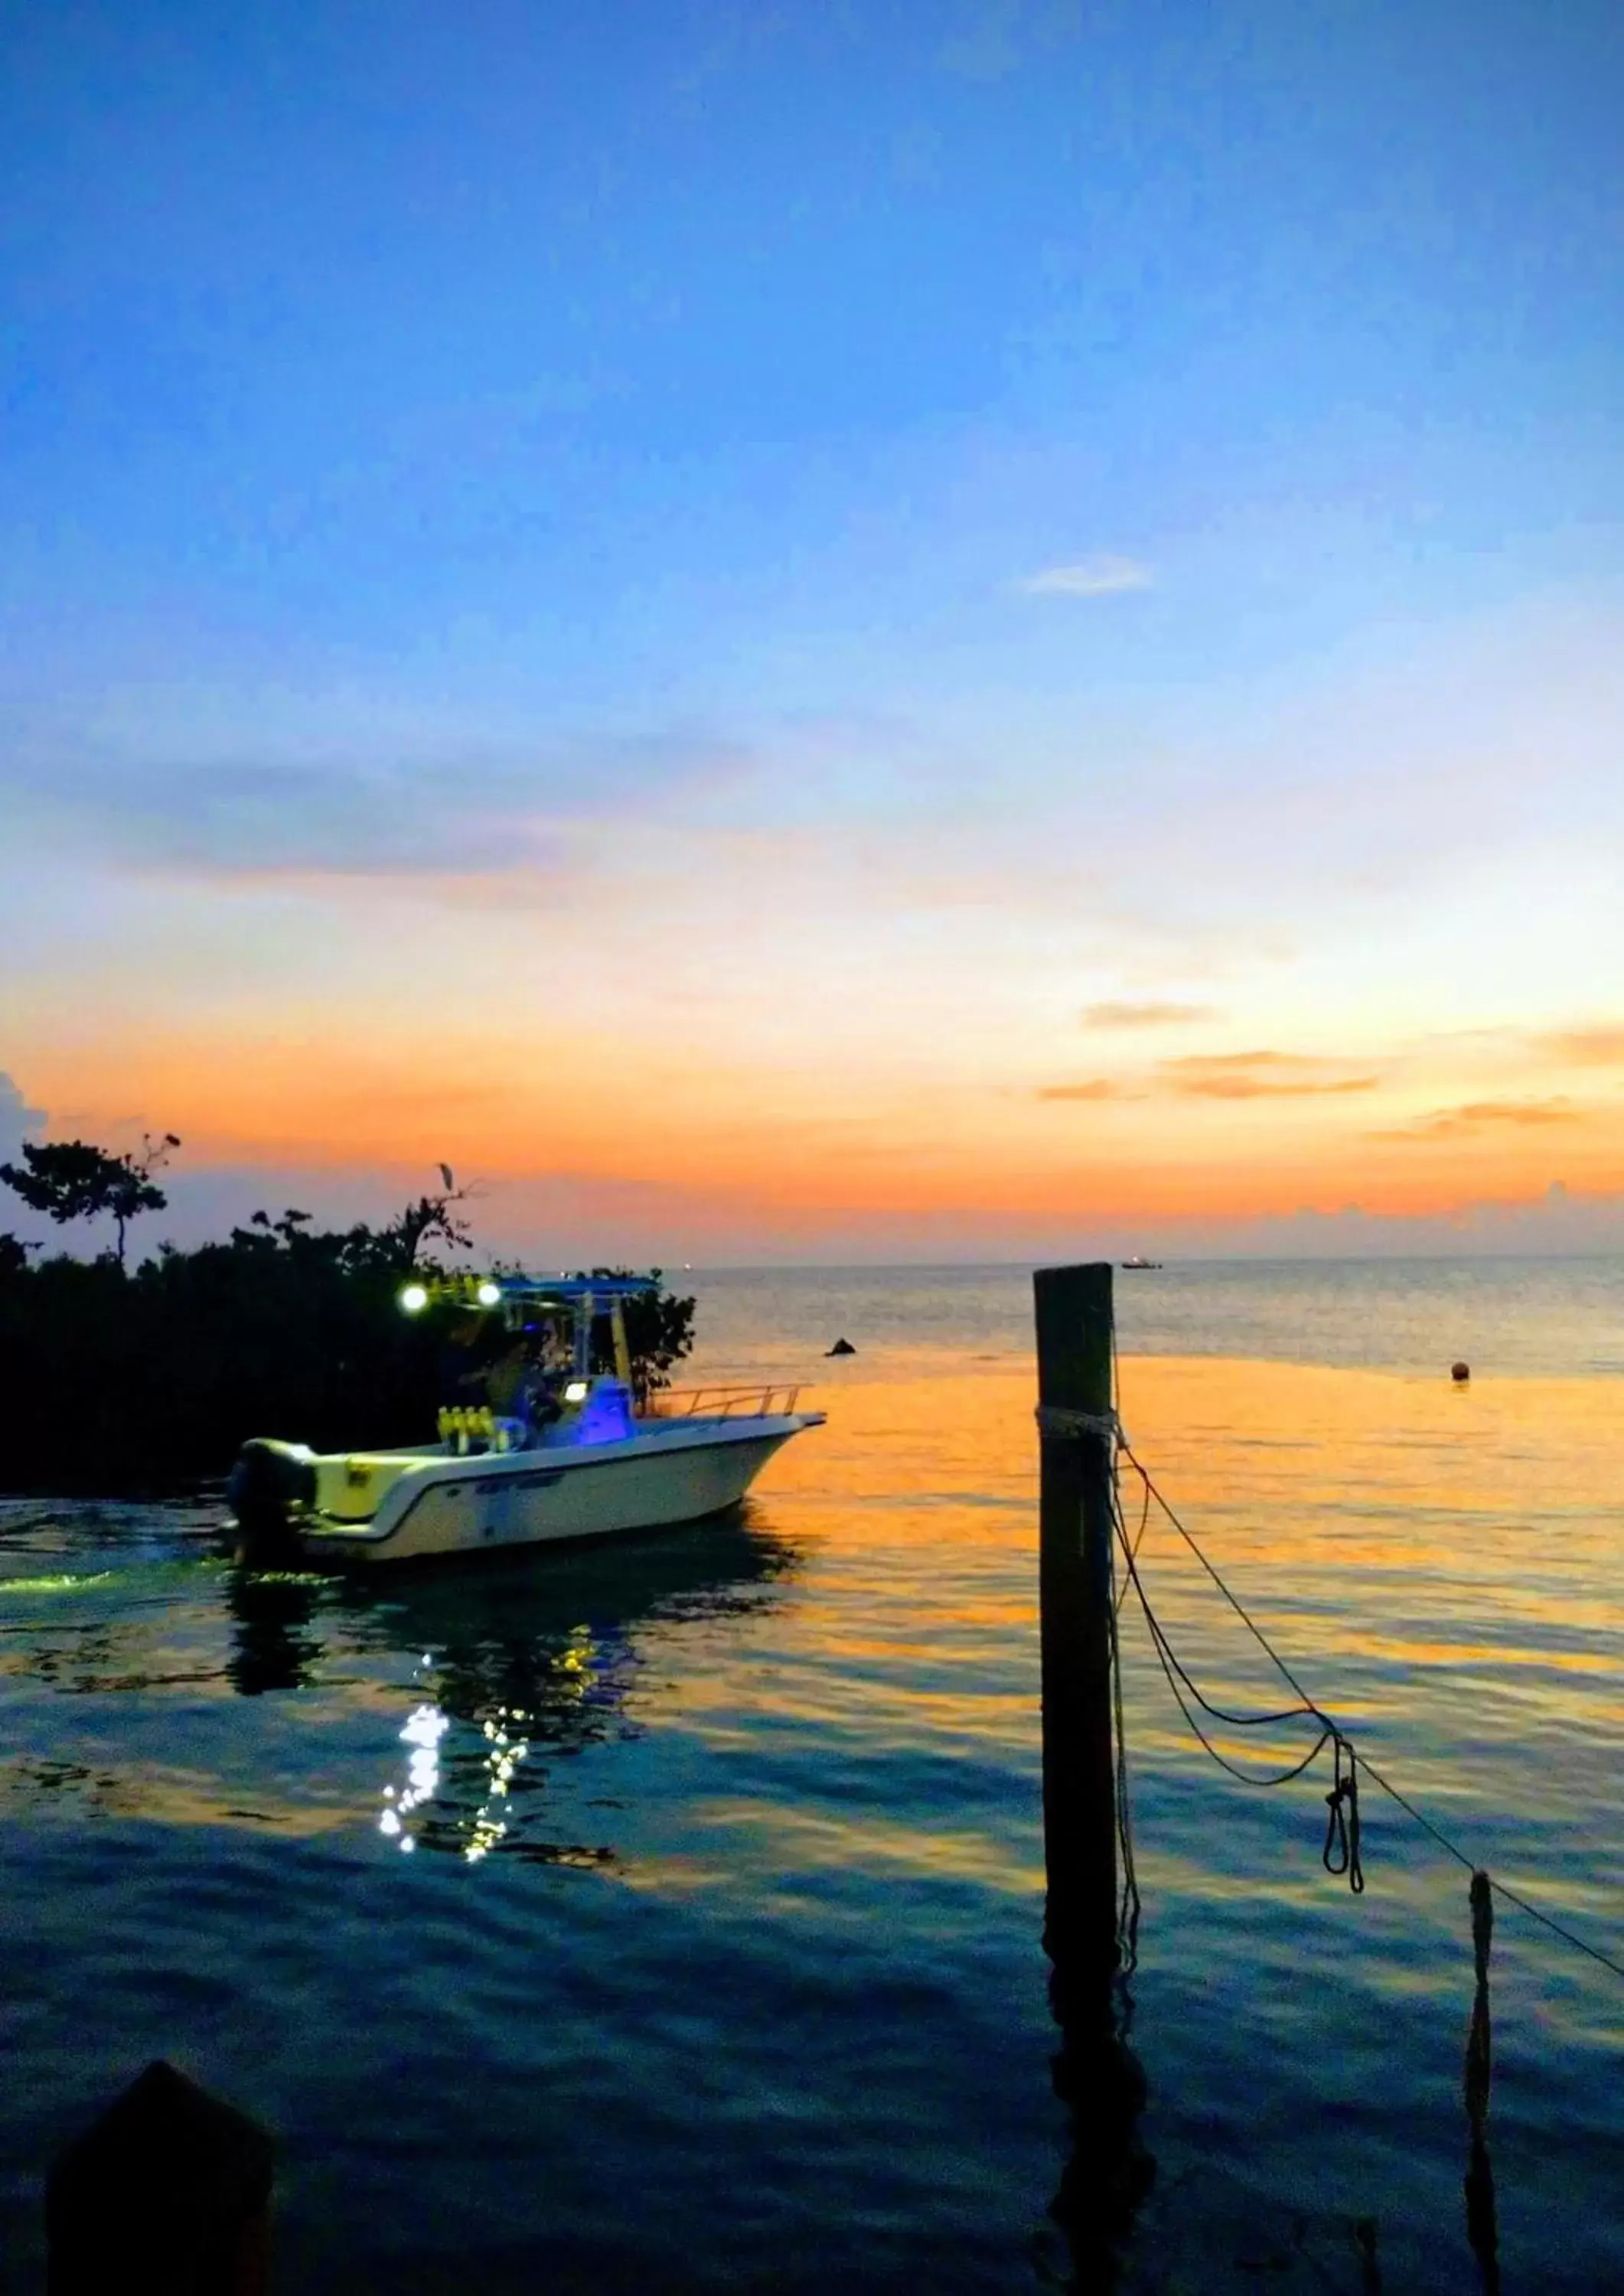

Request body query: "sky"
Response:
[2, 0, 1622, 1264]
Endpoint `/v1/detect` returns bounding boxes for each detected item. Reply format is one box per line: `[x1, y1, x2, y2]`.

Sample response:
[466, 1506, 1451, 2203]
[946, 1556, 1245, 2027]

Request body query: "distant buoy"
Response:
[1451, 1361, 1471, 1383]
[827, 1337, 856, 1357]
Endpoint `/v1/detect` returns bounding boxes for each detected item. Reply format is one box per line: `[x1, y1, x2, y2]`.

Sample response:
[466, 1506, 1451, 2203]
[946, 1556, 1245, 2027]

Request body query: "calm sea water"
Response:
[2, 1259, 1622, 2291]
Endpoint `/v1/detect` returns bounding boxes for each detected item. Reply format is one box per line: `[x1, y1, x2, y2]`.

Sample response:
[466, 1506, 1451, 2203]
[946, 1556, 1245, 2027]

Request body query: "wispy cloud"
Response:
[1535, 1028, 1624, 1068]
[0, 723, 750, 882]
[1159, 1050, 1318, 1071]
[1016, 555, 1152, 598]
[1369, 1098, 1585, 1142]
[1174, 1074, 1380, 1101]
[1158, 1049, 1380, 1100]
[1042, 1049, 1380, 1101]
[1035, 1078, 1134, 1101]
[1083, 1000, 1218, 1029]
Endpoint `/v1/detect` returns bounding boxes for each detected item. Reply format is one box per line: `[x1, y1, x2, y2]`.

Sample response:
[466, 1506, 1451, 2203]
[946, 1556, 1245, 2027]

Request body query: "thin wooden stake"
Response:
[1463, 1870, 1501, 2294]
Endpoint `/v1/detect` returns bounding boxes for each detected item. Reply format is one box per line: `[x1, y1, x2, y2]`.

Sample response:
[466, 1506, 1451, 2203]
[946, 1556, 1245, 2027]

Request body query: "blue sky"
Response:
[2, 0, 1622, 1259]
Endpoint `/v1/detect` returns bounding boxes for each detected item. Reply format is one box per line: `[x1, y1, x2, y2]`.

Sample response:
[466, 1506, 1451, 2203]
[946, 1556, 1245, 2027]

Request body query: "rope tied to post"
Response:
[1114, 1433, 1624, 1980]
[1035, 1404, 1126, 1446]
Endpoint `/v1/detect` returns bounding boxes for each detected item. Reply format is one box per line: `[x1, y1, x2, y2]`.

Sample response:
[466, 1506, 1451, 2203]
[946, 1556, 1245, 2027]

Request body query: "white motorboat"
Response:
[226, 1275, 823, 1567]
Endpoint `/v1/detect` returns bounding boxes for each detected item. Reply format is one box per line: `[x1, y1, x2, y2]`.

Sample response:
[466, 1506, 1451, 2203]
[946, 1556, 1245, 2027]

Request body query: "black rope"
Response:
[1117, 1521, 1338, 1792]
[1116, 1515, 1324, 1732]
[1104, 1309, 1143, 1981]
[1127, 1467, 1151, 1565]
[1322, 1732, 1365, 1893]
[1119, 1440, 1326, 1715]
[1108, 1527, 1142, 1978]
[1111, 1487, 1344, 1792]
[1109, 1430, 1624, 1981]
[1359, 1757, 1624, 1985]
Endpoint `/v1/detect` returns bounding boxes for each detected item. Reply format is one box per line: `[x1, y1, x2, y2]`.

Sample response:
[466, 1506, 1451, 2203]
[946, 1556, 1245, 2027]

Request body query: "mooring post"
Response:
[1035, 1261, 1152, 2281]
[46, 2060, 275, 2294]
[1035, 1260, 1120, 2020]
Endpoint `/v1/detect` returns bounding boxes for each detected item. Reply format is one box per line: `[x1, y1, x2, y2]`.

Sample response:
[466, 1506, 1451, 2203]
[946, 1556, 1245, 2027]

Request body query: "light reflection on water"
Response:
[0, 1324, 1620, 2291]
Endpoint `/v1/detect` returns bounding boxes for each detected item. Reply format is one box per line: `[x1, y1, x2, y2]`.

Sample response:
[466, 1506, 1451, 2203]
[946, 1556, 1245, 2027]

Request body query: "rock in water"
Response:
[827, 1337, 856, 1357]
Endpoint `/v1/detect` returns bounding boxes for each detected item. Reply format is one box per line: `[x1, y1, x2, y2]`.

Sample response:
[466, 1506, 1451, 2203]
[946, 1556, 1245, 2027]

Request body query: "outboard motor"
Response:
[226, 1438, 318, 1564]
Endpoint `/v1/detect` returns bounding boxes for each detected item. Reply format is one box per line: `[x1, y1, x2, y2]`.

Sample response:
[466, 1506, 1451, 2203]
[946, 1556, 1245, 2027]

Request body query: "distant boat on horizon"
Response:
[1120, 1255, 1163, 1270]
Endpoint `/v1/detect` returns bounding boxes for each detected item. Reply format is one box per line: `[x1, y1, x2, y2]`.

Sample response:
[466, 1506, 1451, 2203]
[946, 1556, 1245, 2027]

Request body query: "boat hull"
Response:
[282, 1415, 814, 1566]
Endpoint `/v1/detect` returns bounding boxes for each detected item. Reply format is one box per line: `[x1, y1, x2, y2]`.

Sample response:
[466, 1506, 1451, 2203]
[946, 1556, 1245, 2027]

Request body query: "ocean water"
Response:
[2, 1259, 1622, 2291]
[681, 1254, 1624, 1381]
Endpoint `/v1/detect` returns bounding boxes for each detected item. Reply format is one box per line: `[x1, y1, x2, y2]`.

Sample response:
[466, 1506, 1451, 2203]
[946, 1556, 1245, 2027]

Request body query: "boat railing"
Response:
[640, 1382, 802, 1422]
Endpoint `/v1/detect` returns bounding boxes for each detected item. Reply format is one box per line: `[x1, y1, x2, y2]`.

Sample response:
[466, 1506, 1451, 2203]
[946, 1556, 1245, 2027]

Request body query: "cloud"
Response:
[1042, 1047, 1385, 1103]
[1368, 1098, 1586, 1143]
[1082, 1000, 1219, 1029]
[1016, 556, 1152, 598]
[1536, 1028, 1624, 1068]
[1173, 1073, 1381, 1101]
[1042, 1047, 1381, 1102]
[0, 722, 751, 882]
[1156, 1049, 1381, 1100]
[0, 1071, 46, 1160]
[1159, 1050, 1319, 1071]
[1036, 1078, 1133, 1101]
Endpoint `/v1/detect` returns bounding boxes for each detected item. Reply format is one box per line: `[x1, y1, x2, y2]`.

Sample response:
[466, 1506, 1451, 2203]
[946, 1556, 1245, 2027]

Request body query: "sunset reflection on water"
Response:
[0, 1327, 1620, 2290]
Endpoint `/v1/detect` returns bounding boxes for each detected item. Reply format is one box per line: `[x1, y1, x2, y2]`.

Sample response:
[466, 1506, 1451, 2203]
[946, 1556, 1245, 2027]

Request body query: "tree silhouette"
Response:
[0, 1133, 180, 1267]
[0, 1164, 698, 1492]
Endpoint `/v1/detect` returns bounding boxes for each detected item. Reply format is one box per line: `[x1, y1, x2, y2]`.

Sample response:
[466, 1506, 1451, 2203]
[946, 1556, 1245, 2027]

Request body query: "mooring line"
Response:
[1358, 1756, 1624, 1984]
[1112, 1498, 1342, 1792]
[1118, 1440, 1329, 1719]
[1110, 1437, 1624, 1981]
[1107, 1524, 1142, 1978]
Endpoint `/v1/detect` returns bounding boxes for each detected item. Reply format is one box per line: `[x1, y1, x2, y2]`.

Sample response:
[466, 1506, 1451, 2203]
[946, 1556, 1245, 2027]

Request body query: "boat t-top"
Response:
[227, 1274, 823, 1567]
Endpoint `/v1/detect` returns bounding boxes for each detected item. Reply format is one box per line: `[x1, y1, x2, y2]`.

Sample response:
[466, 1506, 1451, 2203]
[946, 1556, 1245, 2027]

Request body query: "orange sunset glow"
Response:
[8, 968, 1623, 1259]
[3, 5, 1622, 1265]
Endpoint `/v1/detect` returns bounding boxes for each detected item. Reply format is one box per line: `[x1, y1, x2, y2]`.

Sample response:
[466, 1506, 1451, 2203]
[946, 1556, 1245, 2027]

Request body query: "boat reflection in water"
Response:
[223, 1567, 330, 1698]
[223, 1512, 800, 1866]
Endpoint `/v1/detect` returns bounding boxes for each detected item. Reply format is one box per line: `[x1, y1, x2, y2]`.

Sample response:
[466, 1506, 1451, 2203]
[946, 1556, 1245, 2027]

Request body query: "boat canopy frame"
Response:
[404, 1271, 656, 1383]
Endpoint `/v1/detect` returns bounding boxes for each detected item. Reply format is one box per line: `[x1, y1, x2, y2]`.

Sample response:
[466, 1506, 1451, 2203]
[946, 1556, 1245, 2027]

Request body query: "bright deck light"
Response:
[563, 1379, 589, 1402]
[476, 1280, 502, 1307]
[399, 1283, 429, 1314]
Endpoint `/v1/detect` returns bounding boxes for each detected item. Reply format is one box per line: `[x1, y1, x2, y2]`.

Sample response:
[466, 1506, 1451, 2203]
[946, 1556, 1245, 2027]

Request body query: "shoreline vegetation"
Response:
[0, 1139, 695, 1497]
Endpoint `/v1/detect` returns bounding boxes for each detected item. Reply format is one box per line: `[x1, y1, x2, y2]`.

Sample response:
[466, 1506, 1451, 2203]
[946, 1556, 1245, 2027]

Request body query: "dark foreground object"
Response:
[1034, 1261, 1120, 2002]
[47, 2060, 274, 2295]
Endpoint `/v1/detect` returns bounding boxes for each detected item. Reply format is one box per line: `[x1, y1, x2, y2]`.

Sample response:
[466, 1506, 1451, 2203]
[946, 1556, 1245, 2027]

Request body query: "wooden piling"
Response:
[1035, 1261, 1153, 2274]
[46, 2060, 275, 2295]
[1035, 1260, 1120, 2017]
